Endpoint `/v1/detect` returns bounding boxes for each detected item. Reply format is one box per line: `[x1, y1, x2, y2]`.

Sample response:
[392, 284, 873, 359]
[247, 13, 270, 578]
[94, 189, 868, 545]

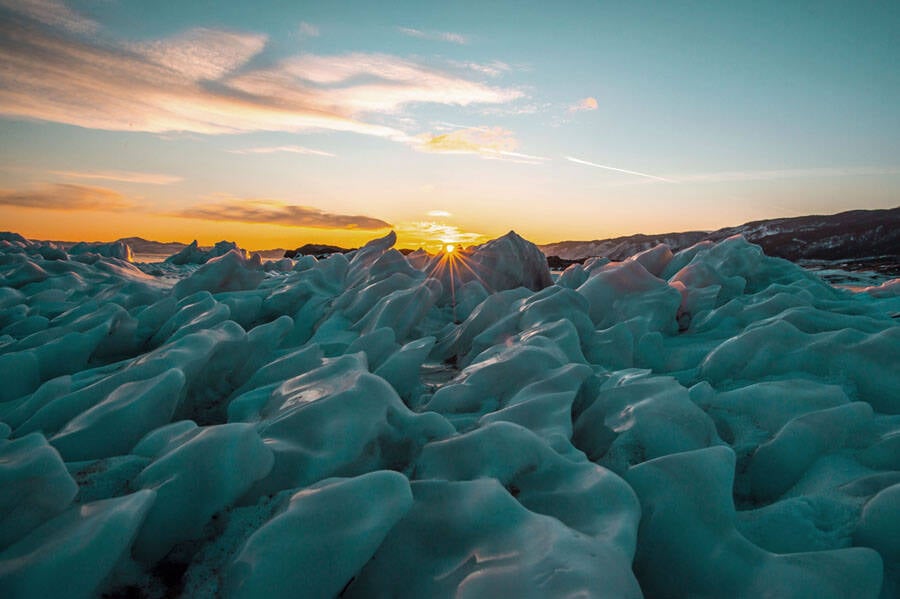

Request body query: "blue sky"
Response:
[1, 0, 898, 249]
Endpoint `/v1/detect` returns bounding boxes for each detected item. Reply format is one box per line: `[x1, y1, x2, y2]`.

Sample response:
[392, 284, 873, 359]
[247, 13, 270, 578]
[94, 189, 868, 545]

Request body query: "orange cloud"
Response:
[228, 145, 335, 157]
[415, 127, 548, 164]
[51, 170, 183, 185]
[418, 126, 517, 154]
[395, 221, 485, 250]
[174, 199, 391, 230]
[570, 96, 599, 112]
[0, 183, 133, 211]
[0, 11, 521, 141]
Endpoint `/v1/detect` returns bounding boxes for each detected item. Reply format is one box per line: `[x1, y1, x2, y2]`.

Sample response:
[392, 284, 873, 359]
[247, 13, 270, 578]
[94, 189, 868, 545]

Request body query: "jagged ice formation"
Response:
[0, 229, 898, 598]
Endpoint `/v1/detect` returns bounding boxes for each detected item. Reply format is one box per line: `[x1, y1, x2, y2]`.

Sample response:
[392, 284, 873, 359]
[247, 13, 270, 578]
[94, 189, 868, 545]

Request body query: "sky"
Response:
[1, 0, 898, 251]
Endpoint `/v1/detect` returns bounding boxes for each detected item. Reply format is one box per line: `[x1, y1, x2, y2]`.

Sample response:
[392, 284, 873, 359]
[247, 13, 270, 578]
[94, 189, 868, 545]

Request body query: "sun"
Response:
[444, 244, 455, 254]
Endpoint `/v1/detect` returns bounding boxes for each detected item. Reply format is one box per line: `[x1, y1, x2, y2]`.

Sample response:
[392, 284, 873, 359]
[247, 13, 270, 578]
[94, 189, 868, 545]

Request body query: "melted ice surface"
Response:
[0, 230, 898, 598]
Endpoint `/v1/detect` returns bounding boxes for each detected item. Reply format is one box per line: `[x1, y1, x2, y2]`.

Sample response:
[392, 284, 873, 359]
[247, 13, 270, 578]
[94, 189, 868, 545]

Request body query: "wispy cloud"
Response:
[415, 127, 548, 164]
[133, 28, 267, 82]
[269, 53, 521, 113]
[605, 164, 900, 187]
[569, 97, 599, 112]
[485, 150, 550, 164]
[174, 199, 391, 230]
[674, 165, 900, 183]
[450, 60, 511, 77]
[1, 0, 98, 34]
[479, 102, 549, 117]
[0, 183, 133, 211]
[51, 170, 183, 185]
[397, 26, 467, 45]
[0, 13, 520, 142]
[565, 156, 675, 182]
[228, 145, 335, 157]
[298, 22, 319, 37]
[418, 127, 516, 154]
[427, 210, 452, 218]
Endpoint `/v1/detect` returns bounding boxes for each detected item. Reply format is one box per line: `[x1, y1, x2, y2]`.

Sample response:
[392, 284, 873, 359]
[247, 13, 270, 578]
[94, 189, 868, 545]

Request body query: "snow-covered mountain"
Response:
[541, 207, 900, 263]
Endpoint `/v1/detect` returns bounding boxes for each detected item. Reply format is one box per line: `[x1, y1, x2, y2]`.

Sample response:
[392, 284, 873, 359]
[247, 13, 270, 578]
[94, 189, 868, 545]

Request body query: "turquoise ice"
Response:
[0, 230, 898, 597]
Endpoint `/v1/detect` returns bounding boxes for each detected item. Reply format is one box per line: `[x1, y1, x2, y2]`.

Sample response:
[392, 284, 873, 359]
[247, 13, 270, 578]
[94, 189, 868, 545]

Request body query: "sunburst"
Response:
[421, 242, 497, 324]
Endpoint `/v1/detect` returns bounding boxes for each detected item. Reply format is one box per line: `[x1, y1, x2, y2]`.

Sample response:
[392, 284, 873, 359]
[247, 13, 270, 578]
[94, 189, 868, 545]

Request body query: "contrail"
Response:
[565, 156, 676, 182]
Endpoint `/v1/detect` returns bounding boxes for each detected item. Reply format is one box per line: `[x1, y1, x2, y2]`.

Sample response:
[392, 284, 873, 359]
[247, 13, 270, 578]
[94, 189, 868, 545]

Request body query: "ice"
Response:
[249, 361, 454, 494]
[573, 371, 722, 473]
[0, 433, 77, 549]
[165, 239, 248, 265]
[345, 478, 642, 598]
[68, 240, 134, 262]
[132, 423, 274, 562]
[415, 422, 639, 548]
[433, 230, 554, 293]
[226, 471, 413, 598]
[373, 335, 435, 401]
[855, 483, 900, 596]
[0, 490, 155, 599]
[172, 250, 264, 298]
[1, 230, 898, 597]
[747, 402, 874, 502]
[625, 446, 883, 598]
[700, 319, 900, 412]
[577, 259, 682, 332]
[49, 369, 186, 461]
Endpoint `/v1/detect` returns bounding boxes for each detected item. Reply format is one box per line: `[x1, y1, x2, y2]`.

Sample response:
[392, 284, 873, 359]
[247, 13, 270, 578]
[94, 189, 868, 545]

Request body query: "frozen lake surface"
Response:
[1, 230, 898, 598]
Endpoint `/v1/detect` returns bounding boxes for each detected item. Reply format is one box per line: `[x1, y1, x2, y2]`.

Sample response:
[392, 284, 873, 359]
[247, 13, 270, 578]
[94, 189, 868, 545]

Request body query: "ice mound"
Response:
[1, 230, 899, 597]
[423, 230, 553, 303]
[68, 240, 134, 262]
[166, 240, 250, 265]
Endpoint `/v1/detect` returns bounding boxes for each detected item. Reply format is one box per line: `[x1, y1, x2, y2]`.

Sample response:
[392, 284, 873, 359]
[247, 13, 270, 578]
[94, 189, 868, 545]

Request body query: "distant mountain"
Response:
[541, 207, 900, 266]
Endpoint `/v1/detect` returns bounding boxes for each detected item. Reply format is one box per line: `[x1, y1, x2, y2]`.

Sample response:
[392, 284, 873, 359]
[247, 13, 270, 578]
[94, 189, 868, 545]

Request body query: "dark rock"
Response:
[284, 244, 355, 259]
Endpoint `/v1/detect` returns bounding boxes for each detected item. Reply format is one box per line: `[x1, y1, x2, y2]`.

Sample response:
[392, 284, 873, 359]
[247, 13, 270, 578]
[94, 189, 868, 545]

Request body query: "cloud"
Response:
[0, 183, 133, 211]
[268, 53, 521, 114]
[174, 199, 391, 230]
[133, 28, 267, 81]
[414, 126, 547, 164]
[565, 156, 675, 182]
[51, 170, 183, 185]
[479, 102, 548, 117]
[395, 221, 484, 247]
[569, 97, 599, 112]
[427, 210, 452, 217]
[0, 12, 521, 141]
[418, 127, 516, 154]
[228, 145, 335, 157]
[457, 60, 511, 77]
[298, 22, 319, 37]
[605, 164, 900, 187]
[416, 127, 550, 165]
[0, 0, 98, 34]
[674, 165, 900, 183]
[487, 150, 551, 164]
[397, 27, 467, 45]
